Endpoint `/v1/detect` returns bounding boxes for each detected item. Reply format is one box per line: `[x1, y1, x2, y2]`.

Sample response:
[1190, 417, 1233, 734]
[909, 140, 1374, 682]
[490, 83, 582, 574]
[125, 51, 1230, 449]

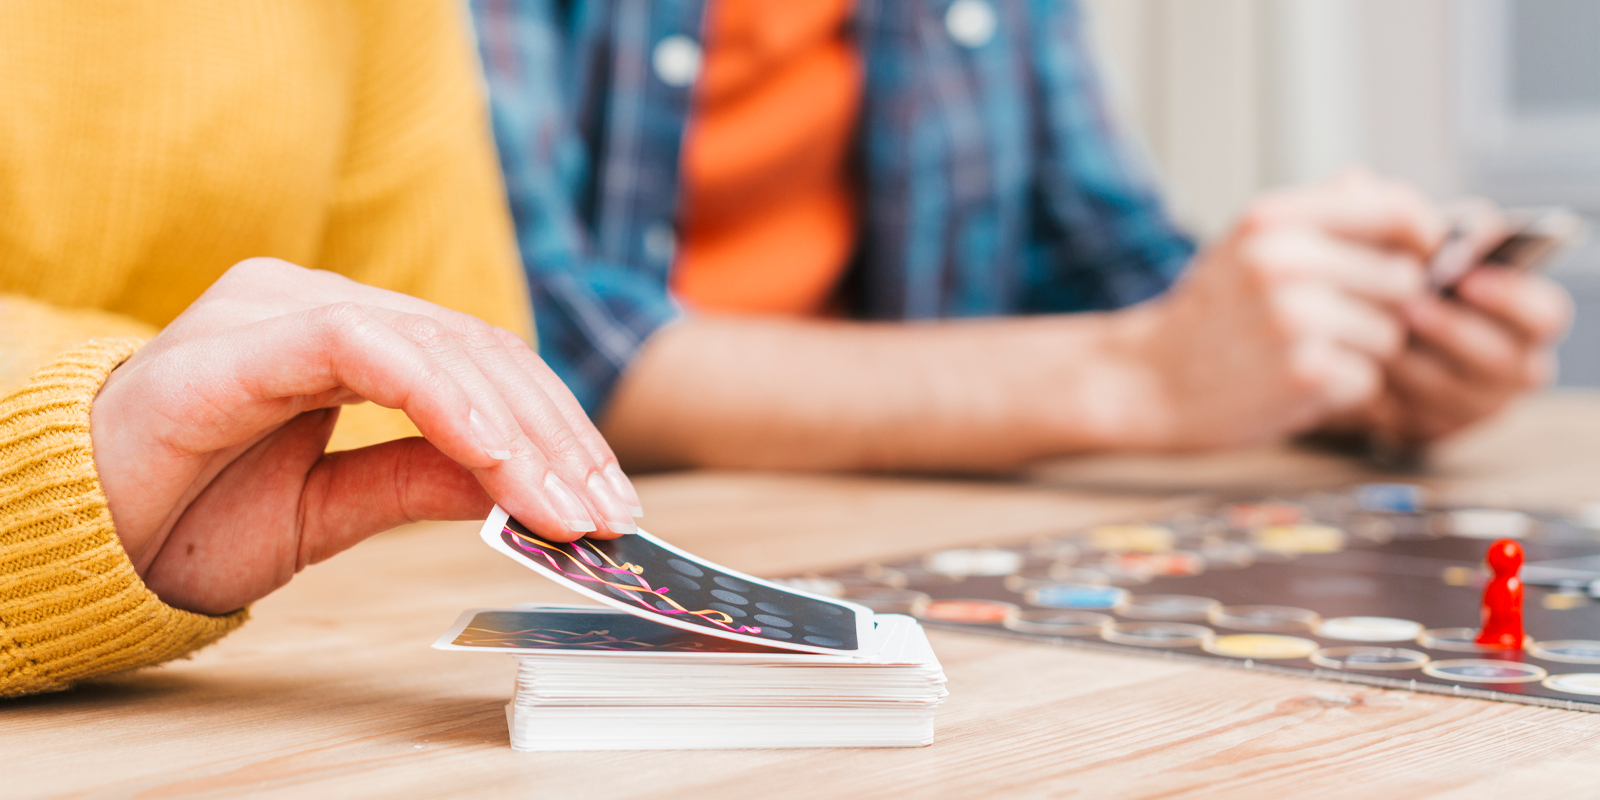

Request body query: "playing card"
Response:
[478, 506, 875, 655]
[433, 606, 829, 658]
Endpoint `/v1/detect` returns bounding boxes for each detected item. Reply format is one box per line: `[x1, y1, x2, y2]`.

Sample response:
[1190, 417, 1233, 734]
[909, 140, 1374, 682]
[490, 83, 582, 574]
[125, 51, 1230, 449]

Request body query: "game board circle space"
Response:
[1419, 627, 1532, 652]
[1205, 634, 1319, 659]
[1448, 508, 1533, 540]
[1542, 673, 1600, 696]
[1004, 563, 1096, 593]
[1102, 622, 1212, 648]
[1120, 594, 1220, 621]
[1059, 567, 1115, 585]
[884, 563, 966, 587]
[1197, 541, 1256, 569]
[1528, 640, 1600, 664]
[1025, 583, 1129, 610]
[1028, 537, 1081, 563]
[1087, 565, 1151, 587]
[860, 563, 910, 587]
[924, 547, 1024, 577]
[1422, 659, 1547, 684]
[1005, 610, 1111, 636]
[1310, 647, 1430, 671]
[1210, 604, 1320, 632]
[917, 599, 1018, 624]
[1164, 510, 1226, 539]
[1317, 616, 1425, 642]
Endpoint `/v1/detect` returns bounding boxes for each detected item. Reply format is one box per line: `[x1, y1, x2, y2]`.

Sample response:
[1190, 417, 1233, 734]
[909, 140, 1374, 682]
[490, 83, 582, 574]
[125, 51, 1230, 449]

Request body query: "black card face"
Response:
[448, 610, 799, 654]
[490, 515, 861, 652]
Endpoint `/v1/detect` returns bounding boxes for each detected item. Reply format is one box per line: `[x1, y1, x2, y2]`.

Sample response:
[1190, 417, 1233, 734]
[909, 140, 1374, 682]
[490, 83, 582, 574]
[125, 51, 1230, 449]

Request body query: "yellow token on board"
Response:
[1089, 524, 1175, 553]
[1205, 634, 1319, 660]
[1253, 524, 1346, 555]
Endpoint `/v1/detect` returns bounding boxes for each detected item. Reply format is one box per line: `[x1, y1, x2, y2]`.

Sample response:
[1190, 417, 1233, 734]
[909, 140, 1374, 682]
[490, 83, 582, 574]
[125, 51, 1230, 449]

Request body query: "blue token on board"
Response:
[1356, 483, 1424, 513]
[1028, 584, 1127, 610]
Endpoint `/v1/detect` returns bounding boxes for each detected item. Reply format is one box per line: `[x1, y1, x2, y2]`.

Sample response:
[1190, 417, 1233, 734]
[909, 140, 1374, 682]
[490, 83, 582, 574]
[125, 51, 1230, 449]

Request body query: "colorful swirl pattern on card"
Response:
[499, 519, 858, 649]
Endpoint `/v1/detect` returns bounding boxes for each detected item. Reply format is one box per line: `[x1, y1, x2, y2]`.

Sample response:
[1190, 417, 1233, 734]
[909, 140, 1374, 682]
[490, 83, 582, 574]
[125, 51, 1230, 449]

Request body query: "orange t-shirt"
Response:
[670, 0, 861, 315]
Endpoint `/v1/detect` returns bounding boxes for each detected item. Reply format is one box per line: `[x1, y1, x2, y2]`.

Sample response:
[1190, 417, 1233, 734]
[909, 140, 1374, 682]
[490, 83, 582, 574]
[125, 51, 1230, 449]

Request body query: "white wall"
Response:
[1079, 0, 1459, 239]
[1078, 0, 1600, 385]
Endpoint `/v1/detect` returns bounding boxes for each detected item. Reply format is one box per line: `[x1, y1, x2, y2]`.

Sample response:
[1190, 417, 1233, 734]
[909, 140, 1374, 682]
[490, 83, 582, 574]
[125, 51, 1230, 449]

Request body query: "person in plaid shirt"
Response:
[471, 0, 1569, 472]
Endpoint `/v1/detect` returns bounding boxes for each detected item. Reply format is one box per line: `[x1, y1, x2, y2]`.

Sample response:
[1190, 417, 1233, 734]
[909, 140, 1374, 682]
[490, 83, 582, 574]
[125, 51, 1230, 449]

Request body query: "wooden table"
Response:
[9, 391, 1600, 799]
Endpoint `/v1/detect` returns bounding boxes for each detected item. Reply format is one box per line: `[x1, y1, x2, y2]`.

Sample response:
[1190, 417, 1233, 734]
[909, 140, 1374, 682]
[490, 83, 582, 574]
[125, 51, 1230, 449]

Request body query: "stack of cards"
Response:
[435, 508, 948, 751]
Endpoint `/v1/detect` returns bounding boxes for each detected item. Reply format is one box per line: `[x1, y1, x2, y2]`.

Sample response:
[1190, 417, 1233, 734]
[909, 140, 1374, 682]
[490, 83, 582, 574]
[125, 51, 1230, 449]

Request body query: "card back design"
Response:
[445, 609, 799, 654]
[479, 508, 870, 655]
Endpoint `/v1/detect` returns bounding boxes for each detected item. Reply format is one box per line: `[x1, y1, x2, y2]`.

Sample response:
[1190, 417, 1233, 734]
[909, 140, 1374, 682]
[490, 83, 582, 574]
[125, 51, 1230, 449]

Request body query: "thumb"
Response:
[298, 437, 493, 568]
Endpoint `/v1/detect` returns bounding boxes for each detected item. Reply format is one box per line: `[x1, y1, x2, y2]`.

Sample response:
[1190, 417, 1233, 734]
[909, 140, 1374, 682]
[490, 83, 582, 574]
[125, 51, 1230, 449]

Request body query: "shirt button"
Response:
[945, 0, 996, 48]
[652, 35, 702, 88]
[644, 222, 677, 263]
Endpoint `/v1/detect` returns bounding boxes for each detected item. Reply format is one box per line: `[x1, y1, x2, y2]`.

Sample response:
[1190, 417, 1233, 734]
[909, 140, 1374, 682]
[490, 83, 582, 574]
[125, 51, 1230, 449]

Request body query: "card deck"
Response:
[441, 510, 949, 751]
[489, 610, 948, 750]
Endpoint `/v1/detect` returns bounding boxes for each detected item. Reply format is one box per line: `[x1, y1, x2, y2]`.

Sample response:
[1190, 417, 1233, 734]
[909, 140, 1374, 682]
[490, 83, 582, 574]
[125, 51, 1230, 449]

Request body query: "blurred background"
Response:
[1079, 0, 1600, 385]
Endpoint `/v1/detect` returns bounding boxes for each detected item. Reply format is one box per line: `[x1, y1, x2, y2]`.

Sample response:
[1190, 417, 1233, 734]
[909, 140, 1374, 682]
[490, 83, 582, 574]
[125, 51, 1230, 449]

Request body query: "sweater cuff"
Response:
[0, 338, 247, 697]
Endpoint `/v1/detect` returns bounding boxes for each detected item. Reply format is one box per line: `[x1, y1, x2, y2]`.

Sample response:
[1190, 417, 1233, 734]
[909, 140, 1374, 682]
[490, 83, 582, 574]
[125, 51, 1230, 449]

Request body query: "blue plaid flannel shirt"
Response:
[472, 0, 1196, 416]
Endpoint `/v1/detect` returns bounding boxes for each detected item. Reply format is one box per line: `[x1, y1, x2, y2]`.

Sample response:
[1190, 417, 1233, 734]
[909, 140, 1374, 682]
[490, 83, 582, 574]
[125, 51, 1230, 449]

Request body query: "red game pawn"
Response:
[1475, 538, 1524, 649]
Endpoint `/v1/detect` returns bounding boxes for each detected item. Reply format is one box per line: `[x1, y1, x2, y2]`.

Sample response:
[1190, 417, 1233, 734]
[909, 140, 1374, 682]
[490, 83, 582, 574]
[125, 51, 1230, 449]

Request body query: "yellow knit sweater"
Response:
[0, 2, 532, 696]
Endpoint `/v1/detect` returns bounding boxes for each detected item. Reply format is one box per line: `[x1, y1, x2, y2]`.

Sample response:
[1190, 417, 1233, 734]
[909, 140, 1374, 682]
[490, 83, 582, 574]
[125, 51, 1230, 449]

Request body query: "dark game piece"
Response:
[1476, 538, 1525, 649]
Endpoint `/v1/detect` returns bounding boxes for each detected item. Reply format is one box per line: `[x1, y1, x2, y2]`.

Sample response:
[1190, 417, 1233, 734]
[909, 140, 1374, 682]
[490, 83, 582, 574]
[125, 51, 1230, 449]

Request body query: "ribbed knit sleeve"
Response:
[0, 339, 245, 698]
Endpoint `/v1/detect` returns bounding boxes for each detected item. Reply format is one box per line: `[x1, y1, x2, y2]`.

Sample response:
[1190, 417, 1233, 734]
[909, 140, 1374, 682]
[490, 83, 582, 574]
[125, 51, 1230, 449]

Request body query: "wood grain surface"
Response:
[7, 391, 1600, 799]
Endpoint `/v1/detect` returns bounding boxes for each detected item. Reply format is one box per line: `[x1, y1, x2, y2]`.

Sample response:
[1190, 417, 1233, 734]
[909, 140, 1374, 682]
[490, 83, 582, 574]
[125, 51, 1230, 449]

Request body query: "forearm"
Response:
[600, 310, 1170, 473]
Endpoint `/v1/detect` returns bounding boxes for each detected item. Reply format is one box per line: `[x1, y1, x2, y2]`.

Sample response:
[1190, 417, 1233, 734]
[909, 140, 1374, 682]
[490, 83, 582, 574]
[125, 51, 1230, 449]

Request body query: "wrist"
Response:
[1094, 302, 1184, 450]
[87, 350, 164, 573]
[1022, 304, 1178, 454]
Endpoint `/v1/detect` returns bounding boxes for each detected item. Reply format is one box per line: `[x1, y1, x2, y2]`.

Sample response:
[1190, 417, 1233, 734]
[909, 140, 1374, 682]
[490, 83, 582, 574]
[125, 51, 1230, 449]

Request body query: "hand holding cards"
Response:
[1428, 206, 1587, 292]
[434, 507, 948, 750]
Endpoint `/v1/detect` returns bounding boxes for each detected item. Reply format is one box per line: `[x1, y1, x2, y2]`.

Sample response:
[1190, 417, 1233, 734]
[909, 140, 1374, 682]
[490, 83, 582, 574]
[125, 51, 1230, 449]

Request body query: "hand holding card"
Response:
[1352, 204, 1580, 450]
[1427, 205, 1587, 291]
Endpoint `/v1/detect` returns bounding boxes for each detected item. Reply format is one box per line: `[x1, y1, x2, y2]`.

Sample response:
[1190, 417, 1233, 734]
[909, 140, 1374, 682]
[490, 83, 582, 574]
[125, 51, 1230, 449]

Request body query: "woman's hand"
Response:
[89, 258, 642, 615]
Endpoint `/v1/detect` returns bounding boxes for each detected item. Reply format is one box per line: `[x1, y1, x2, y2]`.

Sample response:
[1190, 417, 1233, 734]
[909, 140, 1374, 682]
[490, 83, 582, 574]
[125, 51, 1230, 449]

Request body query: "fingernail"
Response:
[586, 473, 639, 534]
[543, 473, 596, 533]
[603, 463, 645, 517]
[469, 408, 512, 461]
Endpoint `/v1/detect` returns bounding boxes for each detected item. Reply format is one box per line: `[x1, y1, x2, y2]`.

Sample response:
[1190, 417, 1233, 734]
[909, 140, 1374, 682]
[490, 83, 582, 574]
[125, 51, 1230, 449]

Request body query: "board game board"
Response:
[786, 484, 1600, 712]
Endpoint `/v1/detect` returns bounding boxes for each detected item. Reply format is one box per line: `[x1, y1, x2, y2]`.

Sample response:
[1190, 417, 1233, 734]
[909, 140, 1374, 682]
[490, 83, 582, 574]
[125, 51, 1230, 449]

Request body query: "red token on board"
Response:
[1475, 538, 1524, 649]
